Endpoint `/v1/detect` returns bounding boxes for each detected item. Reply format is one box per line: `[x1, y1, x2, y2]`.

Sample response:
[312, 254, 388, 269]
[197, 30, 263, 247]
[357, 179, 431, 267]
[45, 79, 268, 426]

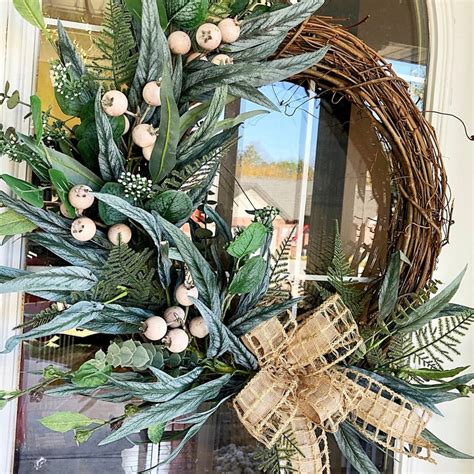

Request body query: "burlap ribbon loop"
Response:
[234, 295, 434, 474]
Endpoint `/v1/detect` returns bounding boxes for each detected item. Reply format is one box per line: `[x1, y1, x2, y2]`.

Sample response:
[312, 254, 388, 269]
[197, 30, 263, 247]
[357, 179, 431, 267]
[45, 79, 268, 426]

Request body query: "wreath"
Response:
[0, 1, 472, 473]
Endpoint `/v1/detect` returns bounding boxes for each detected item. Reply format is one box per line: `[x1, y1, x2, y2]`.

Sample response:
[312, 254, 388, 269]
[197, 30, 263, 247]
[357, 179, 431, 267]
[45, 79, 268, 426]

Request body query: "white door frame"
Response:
[1, 1, 471, 472]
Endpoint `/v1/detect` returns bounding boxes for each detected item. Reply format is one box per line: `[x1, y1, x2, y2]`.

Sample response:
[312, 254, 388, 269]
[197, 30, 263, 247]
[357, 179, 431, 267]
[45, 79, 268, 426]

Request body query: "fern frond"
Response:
[91, 245, 167, 309]
[388, 310, 474, 370]
[15, 304, 63, 330]
[88, 0, 138, 90]
[255, 430, 299, 473]
[266, 226, 296, 301]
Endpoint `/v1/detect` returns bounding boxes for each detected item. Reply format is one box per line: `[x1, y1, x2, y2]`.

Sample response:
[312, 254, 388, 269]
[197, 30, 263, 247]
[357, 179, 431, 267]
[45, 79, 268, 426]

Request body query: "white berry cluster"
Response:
[0, 131, 19, 160]
[41, 112, 67, 143]
[117, 171, 153, 202]
[49, 61, 85, 101]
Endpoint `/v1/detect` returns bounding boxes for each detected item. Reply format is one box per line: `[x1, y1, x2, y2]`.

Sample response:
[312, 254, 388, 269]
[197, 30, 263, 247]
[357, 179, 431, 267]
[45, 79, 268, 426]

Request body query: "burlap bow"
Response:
[234, 295, 434, 473]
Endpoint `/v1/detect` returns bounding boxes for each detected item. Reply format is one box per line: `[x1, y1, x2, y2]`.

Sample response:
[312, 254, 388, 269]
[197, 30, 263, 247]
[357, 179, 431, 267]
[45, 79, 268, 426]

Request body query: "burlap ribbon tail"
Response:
[233, 295, 434, 474]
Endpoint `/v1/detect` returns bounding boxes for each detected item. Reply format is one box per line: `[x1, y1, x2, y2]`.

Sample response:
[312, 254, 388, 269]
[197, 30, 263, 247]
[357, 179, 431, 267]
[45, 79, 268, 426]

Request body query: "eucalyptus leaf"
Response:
[334, 422, 380, 474]
[227, 222, 267, 258]
[0, 174, 43, 207]
[0, 210, 36, 236]
[229, 255, 266, 295]
[40, 411, 102, 433]
[95, 89, 125, 181]
[149, 66, 180, 183]
[98, 374, 231, 445]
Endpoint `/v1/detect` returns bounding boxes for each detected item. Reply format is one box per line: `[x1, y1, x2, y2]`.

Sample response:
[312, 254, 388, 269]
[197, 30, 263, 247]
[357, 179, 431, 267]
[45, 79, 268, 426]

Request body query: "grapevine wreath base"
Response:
[0, 1, 472, 473]
[275, 16, 451, 304]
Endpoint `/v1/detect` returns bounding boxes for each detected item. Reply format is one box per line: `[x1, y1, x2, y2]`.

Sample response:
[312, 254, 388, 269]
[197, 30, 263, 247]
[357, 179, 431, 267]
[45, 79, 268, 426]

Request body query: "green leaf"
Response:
[98, 182, 133, 225]
[423, 429, 474, 459]
[40, 411, 102, 433]
[397, 267, 467, 333]
[124, 0, 168, 29]
[0, 266, 97, 295]
[166, 0, 208, 29]
[227, 222, 267, 258]
[28, 233, 107, 271]
[191, 298, 257, 369]
[149, 67, 180, 183]
[128, 0, 171, 109]
[48, 169, 75, 217]
[72, 360, 112, 388]
[95, 89, 125, 181]
[229, 256, 266, 295]
[110, 367, 204, 402]
[98, 374, 231, 445]
[30, 95, 43, 143]
[215, 109, 269, 133]
[153, 212, 220, 313]
[57, 21, 87, 79]
[147, 190, 193, 224]
[12, 0, 48, 35]
[0, 174, 43, 207]
[334, 423, 380, 474]
[47, 147, 104, 191]
[377, 251, 402, 323]
[148, 423, 165, 444]
[403, 366, 470, 381]
[229, 297, 302, 336]
[2, 301, 104, 353]
[0, 210, 36, 236]
[178, 86, 228, 161]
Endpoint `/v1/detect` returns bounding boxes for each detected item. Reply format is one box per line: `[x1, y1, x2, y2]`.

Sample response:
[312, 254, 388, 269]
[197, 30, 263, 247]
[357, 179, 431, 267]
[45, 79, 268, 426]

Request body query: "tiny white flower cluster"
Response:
[0, 132, 19, 160]
[41, 112, 67, 143]
[50, 61, 82, 101]
[118, 171, 153, 202]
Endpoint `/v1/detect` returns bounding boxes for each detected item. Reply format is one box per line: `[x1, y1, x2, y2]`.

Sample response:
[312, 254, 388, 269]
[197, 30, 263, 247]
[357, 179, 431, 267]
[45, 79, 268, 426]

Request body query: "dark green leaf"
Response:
[166, 0, 208, 28]
[47, 147, 104, 190]
[150, 67, 180, 183]
[30, 95, 43, 143]
[57, 21, 87, 79]
[397, 267, 467, 333]
[147, 190, 192, 223]
[98, 374, 231, 445]
[0, 210, 36, 235]
[423, 429, 474, 459]
[378, 251, 402, 323]
[98, 182, 133, 225]
[0, 174, 43, 207]
[227, 222, 266, 258]
[204, 205, 232, 242]
[48, 169, 75, 217]
[334, 423, 380, 474]
[229, 256, 266, 295]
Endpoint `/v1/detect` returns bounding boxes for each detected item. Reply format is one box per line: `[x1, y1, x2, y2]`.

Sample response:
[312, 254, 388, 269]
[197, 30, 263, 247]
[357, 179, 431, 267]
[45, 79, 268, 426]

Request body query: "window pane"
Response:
[43, 0, 105, 25]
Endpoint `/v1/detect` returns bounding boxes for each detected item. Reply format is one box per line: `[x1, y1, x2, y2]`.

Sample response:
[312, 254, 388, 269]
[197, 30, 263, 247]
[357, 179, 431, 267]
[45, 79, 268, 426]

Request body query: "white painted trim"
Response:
[0, 3, 40, 473]
[44, 17, 102, 32]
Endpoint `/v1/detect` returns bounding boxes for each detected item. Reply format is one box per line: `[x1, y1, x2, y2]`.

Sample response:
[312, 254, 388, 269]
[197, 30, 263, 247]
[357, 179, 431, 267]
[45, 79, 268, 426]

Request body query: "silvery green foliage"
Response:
[104, 339, 165, 371]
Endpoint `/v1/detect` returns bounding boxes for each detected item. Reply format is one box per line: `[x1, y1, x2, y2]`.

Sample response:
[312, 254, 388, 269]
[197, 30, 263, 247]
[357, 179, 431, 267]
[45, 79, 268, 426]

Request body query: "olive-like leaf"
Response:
[0, 174, 43, 207]
[227, 222, 267, 258]
[0, 210, 36, 236]
[40, 411, 102, 433]
[228, 256, 266, 295]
